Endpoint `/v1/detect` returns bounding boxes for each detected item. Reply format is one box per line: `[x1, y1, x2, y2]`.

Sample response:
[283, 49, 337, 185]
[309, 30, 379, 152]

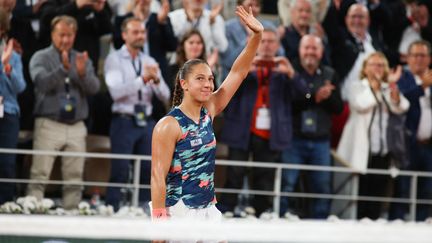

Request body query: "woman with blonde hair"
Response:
[337, 52, 410, 219]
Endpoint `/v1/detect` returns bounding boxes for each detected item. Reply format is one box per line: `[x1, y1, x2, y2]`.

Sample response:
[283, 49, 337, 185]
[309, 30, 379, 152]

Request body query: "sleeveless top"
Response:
[165, 106, 217, 209]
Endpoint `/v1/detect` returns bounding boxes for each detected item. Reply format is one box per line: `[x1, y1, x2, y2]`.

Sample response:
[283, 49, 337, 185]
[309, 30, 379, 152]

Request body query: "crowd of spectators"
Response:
[0, 0, 432, 221]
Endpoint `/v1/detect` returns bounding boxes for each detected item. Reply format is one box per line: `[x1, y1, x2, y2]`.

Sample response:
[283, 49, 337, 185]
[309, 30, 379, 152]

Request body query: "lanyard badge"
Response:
[255, 67, 271, 130]
[59, 77, 76, 122]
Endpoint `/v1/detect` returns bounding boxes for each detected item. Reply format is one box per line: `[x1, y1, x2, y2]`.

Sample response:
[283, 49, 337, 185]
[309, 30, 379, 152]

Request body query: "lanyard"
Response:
[64, 77, 71, 99]
[132, 58, 143, 101]
[131, 58, 142, 77]
[257, 66, 270, 106]
[192, 14, 202, 30]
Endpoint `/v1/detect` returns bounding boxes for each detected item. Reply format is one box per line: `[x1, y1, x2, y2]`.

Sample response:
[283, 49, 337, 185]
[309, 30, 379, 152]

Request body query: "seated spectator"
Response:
[390, 40, 432, 221]
[168, 0, 228, 55]
[218, 28, 304, 217]
[337, 52, 409, 220]
[281, 34, 343, 219]
[27, 16, 100, 209]
[0, 8, 26, 205]
[104, 17, 170, 211]
[168, 29, 217, 94]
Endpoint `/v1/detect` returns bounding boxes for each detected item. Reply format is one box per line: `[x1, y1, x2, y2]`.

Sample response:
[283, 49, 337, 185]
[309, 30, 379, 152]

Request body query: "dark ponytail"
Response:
[171, 59, 209, 107]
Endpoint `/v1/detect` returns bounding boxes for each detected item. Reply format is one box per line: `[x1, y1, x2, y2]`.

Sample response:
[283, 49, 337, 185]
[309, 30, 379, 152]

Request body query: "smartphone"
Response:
[255, 59, 275, 69]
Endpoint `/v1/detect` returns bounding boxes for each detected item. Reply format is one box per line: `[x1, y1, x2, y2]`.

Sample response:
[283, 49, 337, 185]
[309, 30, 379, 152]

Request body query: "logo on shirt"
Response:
[190, 138, 203, 147]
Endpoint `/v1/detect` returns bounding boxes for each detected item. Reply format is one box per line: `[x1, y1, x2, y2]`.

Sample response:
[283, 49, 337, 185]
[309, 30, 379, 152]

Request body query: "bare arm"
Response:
[206, 6, 263, 117]
[151, 116, 181, 214]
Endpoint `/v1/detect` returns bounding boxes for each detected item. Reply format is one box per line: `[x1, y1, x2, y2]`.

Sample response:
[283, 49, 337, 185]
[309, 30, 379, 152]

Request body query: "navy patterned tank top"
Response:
[165, 106, 217, 209]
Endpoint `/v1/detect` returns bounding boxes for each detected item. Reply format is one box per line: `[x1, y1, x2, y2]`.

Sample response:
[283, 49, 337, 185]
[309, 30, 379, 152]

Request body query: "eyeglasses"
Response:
[367, 63, 385, 68]
[408, 53, 429, 58]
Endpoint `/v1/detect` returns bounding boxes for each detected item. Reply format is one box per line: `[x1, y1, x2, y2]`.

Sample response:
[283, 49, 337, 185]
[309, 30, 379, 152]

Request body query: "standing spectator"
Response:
[328, 3, 381, 100]
[1, 0, 40, 131]
[0, 8, 26, 205]
[168, 0, 228, 55]
[38, 0, 112, 70]
[220, 0, 279, 80]
[278, 0, 330, 27]
[104, 17, 170, 211]
[280, 0, 331, 65]
[219, 28, 303, 217]
[27, 15, 100, 209]
[326, 3, 387, 148]
[390, 40, 432, 221]
[112, 0, 177, 121]
[112, 0, 177, 81]
[37, 0, 113, 136]
[384, 1, 432, 65]
[281, 34, 343, 219]
[337, 52, 409, 219]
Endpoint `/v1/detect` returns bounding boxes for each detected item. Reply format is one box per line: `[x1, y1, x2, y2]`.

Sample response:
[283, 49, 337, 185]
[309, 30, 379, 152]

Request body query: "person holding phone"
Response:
[217, 27, 305, 217]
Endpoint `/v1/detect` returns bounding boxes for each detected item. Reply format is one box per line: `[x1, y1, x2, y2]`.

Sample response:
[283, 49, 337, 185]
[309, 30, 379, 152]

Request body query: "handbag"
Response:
[382, 96, 410, 169]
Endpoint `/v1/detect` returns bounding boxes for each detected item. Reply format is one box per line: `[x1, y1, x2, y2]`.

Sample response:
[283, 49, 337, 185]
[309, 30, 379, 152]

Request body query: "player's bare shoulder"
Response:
[153, 116, 182, 142]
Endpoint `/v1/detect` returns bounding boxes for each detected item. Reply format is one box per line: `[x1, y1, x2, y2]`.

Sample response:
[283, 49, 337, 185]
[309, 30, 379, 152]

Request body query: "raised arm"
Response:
[150, 116, 181, 218]
[206, 6, 263, 117]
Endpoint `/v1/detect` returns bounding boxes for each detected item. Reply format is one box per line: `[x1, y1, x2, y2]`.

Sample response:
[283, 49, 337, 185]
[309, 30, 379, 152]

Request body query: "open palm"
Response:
[235, 6, 264, 34]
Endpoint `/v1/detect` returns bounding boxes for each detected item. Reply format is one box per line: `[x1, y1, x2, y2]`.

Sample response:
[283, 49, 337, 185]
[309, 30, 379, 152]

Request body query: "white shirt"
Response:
[168, 8, 228, 54]
[104, 45, 170, 116]
[341, 33, 376, 101]
[369, 90, 389, 155]
[398, 26, 421, 55]
[415, 75, 432, 140]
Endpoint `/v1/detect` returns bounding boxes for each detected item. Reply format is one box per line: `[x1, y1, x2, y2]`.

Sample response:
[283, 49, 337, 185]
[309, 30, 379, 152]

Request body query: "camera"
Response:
[255, 59, 275, 69]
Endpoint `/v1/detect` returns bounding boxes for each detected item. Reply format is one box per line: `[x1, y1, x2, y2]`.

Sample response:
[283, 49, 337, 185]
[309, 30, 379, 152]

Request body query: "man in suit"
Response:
[391, 40, 432, 221]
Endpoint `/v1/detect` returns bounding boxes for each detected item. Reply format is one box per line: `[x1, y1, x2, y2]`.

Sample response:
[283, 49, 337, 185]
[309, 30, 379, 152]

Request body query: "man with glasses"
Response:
[390, 40, 432, 221]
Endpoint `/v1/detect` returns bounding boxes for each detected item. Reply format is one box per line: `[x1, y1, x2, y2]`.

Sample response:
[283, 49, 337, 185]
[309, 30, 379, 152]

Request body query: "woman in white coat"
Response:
[337, 52, 410, 219]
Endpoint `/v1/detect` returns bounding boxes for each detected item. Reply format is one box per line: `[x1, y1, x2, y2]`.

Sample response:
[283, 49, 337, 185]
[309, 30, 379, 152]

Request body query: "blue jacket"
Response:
[220, 71, 305, 151]
[397, 70, 431, 143]
[0, 51, 26, 115]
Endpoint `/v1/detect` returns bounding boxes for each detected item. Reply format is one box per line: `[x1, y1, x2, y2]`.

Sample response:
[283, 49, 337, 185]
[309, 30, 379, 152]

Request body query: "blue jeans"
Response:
[281, 138, 331, 219]
[0, 114, 19, 204]
[390, 142, 432, 221]
[105, 115, 155, 211]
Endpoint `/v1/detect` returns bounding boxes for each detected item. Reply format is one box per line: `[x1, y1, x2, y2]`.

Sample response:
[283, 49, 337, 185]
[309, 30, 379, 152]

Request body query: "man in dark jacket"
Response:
[280, 34, 343, 219]
[391, 40, 432, 221]
[219, 28, 305, 217]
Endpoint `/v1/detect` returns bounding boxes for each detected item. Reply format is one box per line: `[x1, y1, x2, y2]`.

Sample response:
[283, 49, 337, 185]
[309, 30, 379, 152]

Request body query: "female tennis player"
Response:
[151, 5, 263, 221]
